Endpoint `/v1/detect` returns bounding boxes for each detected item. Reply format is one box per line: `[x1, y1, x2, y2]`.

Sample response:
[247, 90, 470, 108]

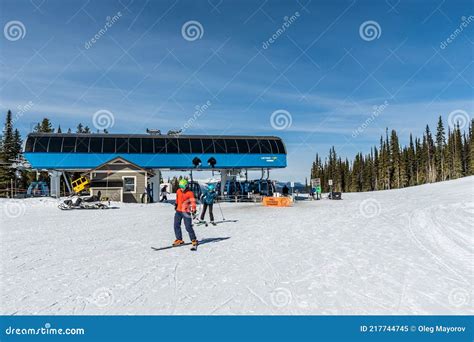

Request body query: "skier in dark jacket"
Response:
[160, 185, 169, 202]
[200, 183, 217, 225]
[282, 184, 290, 196]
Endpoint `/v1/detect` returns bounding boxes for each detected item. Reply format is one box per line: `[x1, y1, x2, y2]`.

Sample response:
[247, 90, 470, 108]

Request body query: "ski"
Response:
[195, 220, 208, 227]
[151, 242, 192, 251]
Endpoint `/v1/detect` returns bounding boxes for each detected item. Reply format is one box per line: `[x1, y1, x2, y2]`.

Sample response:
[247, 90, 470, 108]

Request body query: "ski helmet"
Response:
[179, 179, 188, 189]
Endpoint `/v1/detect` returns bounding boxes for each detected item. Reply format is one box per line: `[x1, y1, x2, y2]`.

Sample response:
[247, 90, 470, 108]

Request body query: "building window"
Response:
[123, 176, 136, 193]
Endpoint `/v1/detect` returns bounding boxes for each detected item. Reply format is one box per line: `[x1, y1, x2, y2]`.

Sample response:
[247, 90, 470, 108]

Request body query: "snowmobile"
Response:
[58, 192, 110, 210]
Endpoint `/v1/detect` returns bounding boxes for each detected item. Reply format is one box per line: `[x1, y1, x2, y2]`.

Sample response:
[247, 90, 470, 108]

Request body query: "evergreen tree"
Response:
[0, 110, 15, 183]
[424, 125, 436, 182]
[407, 134, 416, 186]
[469, 119, 474, 175]
[310, 117, 470, 194]
[453, 123, 463, 178]
[13, 129, 22, 156]
[390, 129, 401, 188]
[40, 118, 53, 132]
[435, 116, 446, 181]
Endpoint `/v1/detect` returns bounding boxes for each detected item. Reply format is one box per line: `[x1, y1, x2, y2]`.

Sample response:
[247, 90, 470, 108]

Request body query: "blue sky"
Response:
[0, 0, 473, 181]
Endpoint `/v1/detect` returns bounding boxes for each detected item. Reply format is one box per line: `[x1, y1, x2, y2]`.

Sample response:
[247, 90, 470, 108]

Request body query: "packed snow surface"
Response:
[1, 177, 473, 315]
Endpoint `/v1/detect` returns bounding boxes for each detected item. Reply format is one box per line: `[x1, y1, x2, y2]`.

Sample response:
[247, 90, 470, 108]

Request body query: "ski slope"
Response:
[1, 177, 473, 315]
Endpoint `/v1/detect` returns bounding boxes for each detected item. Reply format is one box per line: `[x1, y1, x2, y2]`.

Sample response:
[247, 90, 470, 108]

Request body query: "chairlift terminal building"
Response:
[23, 133, 287, 201]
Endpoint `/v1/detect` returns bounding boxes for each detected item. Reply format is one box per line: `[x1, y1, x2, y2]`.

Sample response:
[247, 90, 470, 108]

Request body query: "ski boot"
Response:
[172, 239, 184, 247]
[190, 239, 199, 251]
[210, 221, 217, 226]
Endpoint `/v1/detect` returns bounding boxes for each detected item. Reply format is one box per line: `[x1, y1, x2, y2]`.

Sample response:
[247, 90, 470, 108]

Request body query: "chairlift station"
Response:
[23, 133, 287, 202]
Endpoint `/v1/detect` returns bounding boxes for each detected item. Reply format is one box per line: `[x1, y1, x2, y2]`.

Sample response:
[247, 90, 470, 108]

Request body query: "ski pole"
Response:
[217, 199, 226, 221]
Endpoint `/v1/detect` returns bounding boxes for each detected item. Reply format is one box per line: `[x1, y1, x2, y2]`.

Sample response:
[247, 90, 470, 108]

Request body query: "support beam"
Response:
[220, 169, 228, 197]
[49, 170, 61, 198]
[149, 169, 161, 203]
[62, 172, 72, 194]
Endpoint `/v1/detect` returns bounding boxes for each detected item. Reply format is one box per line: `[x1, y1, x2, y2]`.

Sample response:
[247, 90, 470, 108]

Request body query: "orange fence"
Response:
[262, 196, 293, 207]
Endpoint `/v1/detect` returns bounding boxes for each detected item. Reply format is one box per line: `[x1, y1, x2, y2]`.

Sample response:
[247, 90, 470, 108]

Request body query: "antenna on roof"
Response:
[146, 128, 161, 135]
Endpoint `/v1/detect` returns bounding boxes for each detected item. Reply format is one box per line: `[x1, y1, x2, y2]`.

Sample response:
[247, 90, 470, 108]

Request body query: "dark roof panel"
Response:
[24, 133, 286, 155]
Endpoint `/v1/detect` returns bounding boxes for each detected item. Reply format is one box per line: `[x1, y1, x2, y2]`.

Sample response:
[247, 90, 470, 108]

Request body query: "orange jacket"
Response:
[175, 188, 197, 213]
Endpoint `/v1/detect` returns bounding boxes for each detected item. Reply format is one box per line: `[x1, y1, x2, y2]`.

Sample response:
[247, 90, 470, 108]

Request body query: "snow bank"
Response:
[1, 177, 472, 315]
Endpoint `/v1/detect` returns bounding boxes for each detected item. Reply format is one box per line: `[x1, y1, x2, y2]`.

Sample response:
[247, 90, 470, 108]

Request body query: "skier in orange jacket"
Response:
[173, 179, 198, 247]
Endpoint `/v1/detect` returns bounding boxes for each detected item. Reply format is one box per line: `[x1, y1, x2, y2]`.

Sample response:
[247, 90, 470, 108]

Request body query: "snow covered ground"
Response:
[1, 177, 473, 315]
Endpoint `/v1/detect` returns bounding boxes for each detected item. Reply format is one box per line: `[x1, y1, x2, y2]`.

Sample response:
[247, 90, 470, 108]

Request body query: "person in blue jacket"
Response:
[200, 183, 217, 224]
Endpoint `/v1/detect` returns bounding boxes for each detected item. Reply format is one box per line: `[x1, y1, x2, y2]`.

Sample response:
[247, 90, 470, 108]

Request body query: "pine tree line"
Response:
[311, 116, 473, 193]
[32, 117, 107, 134]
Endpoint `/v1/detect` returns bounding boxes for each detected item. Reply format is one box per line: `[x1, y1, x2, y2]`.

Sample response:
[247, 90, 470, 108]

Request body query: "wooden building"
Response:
[87, 157, 150, 203]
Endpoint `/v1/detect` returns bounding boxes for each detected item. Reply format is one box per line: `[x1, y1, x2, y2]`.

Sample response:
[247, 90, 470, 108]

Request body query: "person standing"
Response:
[173, 179, 198, 247]
[200, 183, 217, 225]
[160, 184, 169, 202]
[316, 184, 322, 200]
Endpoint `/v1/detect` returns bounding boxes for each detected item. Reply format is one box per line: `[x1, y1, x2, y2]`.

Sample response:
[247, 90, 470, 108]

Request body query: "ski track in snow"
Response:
[1, 177, 473, 315]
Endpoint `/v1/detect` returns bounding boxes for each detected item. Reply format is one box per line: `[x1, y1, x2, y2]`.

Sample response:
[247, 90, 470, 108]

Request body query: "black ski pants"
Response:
[200, 203, 214, 222]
